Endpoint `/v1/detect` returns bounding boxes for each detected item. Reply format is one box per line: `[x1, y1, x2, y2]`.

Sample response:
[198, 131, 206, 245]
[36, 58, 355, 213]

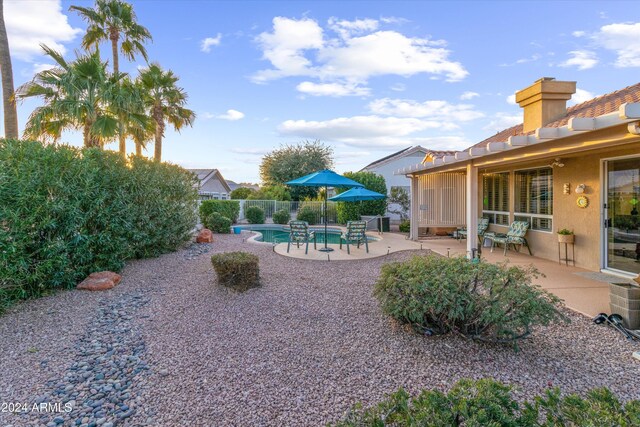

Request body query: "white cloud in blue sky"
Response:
[200, 34, 222, 53]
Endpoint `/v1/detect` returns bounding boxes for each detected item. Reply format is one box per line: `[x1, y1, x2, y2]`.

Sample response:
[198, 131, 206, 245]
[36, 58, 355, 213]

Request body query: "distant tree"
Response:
[247, 184, 291, 201]
[0, 0, 18, 139]
[260, 140, 333, 200]
[335, 171, 387, 223]
[230, 187, 255, 200]
[388, 186, 410, 220]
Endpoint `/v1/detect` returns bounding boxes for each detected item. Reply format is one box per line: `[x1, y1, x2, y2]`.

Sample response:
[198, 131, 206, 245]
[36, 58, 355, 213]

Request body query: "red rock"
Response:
[196, 228, 214, 243]
[77, 271, 121, 291]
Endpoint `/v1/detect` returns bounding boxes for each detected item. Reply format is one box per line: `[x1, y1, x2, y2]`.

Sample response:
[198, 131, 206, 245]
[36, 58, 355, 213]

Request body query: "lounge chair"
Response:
[287, 220, 316, 254]
[485, 220, 532, 256]
[340, 220, 368, 254]
[457, 218, 490, 242]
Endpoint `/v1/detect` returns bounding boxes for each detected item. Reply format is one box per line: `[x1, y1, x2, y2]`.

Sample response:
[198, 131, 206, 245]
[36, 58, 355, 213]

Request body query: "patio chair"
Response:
[485, 220, 532, 256]
[457, 218, 490, 242]
[287, 220, 316, 254]
[340, 220, 368, 255]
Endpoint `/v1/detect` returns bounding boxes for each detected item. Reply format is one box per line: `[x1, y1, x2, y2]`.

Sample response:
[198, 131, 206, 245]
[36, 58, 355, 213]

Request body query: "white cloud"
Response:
[253, 16, 468, 85]
[327, 17, 378, 39]
[560, 50, 598, 70]
[569, 88, 596, 105]
[296, 81, 370, 97]
[460, 91, 479, 100]
[380, 16, 410, 25]
[217, 109, 245, 120]
[200, 34, 222, 52]
[32, 63, 54, 74]
[5, 0, 82, 61]
[483, 113, 521, 133]
[572, 30, 586, 37]
[506, 94, 517, 105]
[390, 83, 406, 92]
[368, 98, 484, 121]
[592, 22, 640, 67]
[500, 54, 542, 67]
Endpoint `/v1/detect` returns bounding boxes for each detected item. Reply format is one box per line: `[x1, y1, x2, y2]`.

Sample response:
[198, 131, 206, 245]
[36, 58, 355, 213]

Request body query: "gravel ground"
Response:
[1, 233, 639, 426]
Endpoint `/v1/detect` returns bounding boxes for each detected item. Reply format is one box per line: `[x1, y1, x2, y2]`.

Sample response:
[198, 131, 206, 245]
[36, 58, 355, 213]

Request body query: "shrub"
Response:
[0, 139, 198, 312]
[374, 255, 567, 345]
[246, 206, 265, 224]
[399, 220, 410, 233]
[272, 208, 291, 225]
[336, 171, 387, 223]
[211, 251, 260, 292]
[230, 187, 255, 200]
[199, 200, 240, 224]
[332, 378, 640, 427]
[296, 205, 319, 225]
[203, 212, 232, 233]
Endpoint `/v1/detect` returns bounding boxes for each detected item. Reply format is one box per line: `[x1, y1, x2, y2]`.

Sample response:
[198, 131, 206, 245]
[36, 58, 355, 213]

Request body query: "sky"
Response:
[4, 0, 640, 183]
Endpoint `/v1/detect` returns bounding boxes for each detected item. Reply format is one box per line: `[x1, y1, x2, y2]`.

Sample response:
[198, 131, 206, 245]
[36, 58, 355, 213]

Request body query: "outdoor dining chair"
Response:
[287, 220, 317, 254]
[485, 220, 532, 256]
[340, 220, 369, 254]
[457, 217, 490, 242]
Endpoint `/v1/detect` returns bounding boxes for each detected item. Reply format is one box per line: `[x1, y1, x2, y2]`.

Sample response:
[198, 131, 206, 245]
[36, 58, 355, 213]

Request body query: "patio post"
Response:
[409, 174, 419, 240]
[465, 163, 479, 259]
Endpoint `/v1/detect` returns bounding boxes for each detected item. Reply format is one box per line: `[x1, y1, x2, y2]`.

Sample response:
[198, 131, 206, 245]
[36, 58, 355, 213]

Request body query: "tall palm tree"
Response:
[16, 46, 120, 148]
[0, 0, 18, 138]
[137, 63, 195, 162]
[70, 0, 151, 75]
[104, 73, 148, 155]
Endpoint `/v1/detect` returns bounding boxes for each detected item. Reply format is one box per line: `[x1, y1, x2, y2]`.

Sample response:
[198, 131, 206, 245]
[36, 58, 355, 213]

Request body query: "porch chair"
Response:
[485, 220, 532, 256]
[287, 220, 316, 254]
[457, 218, 490, 242]
[340, 220, 369, 255]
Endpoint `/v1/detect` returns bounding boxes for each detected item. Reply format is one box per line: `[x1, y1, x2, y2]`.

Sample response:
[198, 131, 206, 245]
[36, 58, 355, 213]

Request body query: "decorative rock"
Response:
[77, 272, 122, 291]
[196, 228, 214, 243]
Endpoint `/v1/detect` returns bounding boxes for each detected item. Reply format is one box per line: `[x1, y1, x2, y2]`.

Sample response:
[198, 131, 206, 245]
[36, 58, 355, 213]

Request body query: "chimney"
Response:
[515, 77, 576, 133]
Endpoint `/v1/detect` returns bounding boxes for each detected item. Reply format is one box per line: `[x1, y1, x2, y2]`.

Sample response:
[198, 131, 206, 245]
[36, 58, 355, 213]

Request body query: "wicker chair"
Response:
[457, 218, 490, 242]
[485, 221, 532, 256]
[340, 220, 368, 254]
[287, 220, 316, 254]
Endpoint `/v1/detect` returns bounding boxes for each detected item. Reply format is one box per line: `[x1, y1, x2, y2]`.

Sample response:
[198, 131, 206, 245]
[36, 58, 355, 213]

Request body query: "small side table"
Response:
[558, 241, 575, 266]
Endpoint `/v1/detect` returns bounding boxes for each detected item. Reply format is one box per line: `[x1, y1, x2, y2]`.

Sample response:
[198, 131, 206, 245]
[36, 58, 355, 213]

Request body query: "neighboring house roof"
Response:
[361, 145, 430, 170]
[471, 82, 640, 149]
[187, 169, 232, 193]
[227, 180, 260, 191]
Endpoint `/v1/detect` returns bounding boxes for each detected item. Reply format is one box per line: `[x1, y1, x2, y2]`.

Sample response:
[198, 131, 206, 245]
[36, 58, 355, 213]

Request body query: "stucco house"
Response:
[361, 146, 454, 220]
[399, 77, 640, 279]
[188, 169, 232, 200]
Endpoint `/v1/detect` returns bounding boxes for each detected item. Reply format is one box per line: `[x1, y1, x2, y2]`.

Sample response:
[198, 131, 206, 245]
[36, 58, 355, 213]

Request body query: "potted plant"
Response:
[557, 228, 575, 243]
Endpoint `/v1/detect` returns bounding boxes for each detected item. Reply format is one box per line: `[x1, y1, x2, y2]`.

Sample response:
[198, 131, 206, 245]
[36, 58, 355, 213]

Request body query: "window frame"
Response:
[482, 171, 510, 226]
[513, 166, 554, 233]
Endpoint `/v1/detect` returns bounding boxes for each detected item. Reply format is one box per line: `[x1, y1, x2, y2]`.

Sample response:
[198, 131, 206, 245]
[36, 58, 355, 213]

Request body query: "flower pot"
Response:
[557, 234, 574, 244]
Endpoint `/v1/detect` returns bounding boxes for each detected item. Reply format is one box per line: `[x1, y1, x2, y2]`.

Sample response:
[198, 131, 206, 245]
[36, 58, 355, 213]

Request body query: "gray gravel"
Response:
[1, 233, 639, 426]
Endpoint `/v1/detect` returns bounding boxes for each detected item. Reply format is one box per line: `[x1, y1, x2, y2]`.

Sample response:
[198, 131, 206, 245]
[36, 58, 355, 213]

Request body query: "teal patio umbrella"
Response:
[286, 170, 364, 252]
[329, 187, 386, 202]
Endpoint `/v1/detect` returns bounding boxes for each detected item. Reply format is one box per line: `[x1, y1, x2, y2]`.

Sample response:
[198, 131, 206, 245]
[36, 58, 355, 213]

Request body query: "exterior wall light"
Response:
[563, 183, 571, 195]
[575, 184, 586, 194]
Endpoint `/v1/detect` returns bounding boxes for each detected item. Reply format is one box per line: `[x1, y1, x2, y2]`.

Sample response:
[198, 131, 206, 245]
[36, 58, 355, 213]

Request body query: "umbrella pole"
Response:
[318, 185, 333, 252]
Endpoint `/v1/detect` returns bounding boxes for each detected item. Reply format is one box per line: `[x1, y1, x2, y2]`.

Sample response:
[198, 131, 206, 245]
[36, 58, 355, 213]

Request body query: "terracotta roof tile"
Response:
[469, 82, 640, 149]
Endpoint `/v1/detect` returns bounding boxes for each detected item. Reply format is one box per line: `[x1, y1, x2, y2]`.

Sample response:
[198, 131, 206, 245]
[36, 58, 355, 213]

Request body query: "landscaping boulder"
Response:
[77, 271, 122, 291]
[196, 228, 214, 243]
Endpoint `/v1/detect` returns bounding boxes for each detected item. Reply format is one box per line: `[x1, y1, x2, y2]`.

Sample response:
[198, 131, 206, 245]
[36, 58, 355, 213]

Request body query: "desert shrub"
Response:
[399, 220, 410, 233]
[203, 212, 232, 233]
[374, 255, 566, 345]
[246, 206, 265, 224]
[296, 205, 319, 225]
[272, 208, 291, 225]
[199, 199, 240, 224]
[211, 251, 260, 292]
[332, 378, 640, 427]
[0, 139, 198, 312]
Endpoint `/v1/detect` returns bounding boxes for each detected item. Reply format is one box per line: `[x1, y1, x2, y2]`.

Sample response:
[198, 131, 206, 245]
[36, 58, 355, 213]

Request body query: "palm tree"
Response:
[16, 46, 119, 148]
[104, 73, 148, 155]
[137, 63, 195, 162]
[0, 0, 18, 138]
[70, 0, 151, 75]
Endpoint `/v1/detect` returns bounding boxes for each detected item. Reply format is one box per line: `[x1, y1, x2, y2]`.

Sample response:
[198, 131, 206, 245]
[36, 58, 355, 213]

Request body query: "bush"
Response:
[199, 199, 240, 224]
[272, 208, 291, 225]
[203, 212, 232, 233]
[336, 171, 387, 223]
[296, 205, 319, 225]
[399, 220, 410, 233]
[0, 139, 198, 312]
[245, 206, 265, 224]
[374, 255, 566, 345]
[332, 378, 640, 426]
[230, 187, 255, 200]
[211, 251, 260, 292]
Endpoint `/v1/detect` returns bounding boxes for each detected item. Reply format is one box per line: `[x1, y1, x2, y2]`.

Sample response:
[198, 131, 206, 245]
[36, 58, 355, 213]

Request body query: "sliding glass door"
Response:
[604, 157, 640, 275]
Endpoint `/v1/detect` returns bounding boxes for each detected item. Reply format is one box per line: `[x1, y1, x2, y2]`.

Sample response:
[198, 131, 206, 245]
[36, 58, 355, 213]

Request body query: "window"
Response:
[482, 172, 510, 225]
[514, 167, 553, 231]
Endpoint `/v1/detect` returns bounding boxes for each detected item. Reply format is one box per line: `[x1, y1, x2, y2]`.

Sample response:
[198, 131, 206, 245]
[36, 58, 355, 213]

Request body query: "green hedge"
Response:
[333, 378, 640, 426]
[0, 139, 198, 312]
[202, 212, 232, 233]
[199, 199, 240, 224]
[336, 171, 387, 223]
[272, 208, 291, 225]
[246, 205, 265, 224]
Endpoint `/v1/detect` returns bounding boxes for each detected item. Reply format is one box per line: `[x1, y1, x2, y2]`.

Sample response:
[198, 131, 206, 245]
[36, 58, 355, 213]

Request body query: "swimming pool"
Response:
[235, 225, 378, 245]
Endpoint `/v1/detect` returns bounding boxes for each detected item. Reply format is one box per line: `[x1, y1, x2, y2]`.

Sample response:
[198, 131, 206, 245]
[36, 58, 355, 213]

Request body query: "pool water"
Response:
[251, 228, 345, 244]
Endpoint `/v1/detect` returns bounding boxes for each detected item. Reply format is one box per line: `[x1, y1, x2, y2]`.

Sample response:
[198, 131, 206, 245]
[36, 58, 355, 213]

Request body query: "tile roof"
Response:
[470, 82, 640, 149]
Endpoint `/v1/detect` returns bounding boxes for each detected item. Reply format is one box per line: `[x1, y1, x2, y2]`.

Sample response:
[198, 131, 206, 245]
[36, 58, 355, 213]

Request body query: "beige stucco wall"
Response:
[482, 144, 640, 271]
